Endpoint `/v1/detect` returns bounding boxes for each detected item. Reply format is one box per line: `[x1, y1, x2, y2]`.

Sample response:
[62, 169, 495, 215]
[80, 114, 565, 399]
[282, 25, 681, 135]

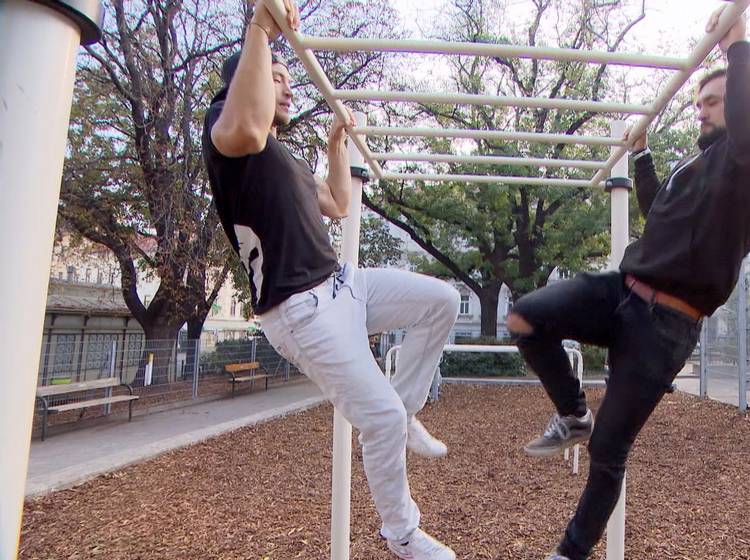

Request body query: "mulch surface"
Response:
[21, 385, 750, 560]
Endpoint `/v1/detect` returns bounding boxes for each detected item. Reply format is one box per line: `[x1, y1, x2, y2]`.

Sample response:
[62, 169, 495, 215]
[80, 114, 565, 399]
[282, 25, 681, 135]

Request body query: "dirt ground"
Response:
[21, 385, 750, 560]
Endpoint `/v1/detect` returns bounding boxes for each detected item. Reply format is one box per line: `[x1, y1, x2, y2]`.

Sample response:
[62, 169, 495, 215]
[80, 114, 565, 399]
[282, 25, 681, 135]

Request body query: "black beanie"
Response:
[221, 51, 289, 86]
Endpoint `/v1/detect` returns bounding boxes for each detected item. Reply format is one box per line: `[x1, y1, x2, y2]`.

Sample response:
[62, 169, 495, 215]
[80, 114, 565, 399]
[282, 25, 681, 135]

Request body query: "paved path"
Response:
[26, 379, 324, 497]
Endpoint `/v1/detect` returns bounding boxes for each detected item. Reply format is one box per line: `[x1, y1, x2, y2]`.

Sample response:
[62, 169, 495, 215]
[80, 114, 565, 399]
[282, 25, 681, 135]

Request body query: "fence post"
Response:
[251, 337, 257, 362]
[192, 339, 200, 400]
[105, 339, 116, 415]
[738, 262, 748, 412]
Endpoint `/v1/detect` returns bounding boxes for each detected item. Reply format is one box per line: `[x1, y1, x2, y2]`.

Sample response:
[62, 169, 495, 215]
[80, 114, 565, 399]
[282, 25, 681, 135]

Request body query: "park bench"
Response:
[224, 362, 271, 397]
[36, 377, 138, 441]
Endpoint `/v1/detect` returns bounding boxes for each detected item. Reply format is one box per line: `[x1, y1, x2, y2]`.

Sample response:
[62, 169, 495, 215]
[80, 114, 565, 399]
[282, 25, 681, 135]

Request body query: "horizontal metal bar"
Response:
[443, 344, 519, 353]
[382, 172, 604, 188]
[591, 0, 750, 186]
[335, 89, 652, 115]
[301, 37, 688, 71]
[355, 126, 625, 147]
[375, 152, 607, 170]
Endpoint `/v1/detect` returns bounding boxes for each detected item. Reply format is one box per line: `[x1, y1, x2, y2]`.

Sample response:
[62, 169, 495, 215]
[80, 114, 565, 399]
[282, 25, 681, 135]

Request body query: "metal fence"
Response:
[34, 332, 302, 436]
[699, 256, 749, 412]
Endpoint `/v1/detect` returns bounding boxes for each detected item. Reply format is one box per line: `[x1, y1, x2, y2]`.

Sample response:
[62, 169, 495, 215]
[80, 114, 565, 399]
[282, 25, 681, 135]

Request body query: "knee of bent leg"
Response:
[588, 430, 631, 470]
[507, 311, 534, 337]
[437, 284, 461, 317]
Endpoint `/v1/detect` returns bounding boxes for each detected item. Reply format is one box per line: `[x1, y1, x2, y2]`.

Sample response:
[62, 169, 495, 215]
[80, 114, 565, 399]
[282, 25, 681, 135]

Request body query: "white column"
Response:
[608, 120, 630, 270]
[0, 2, 101, 558]
[330, 112, 368, 560]
[605, 120, 630, 560]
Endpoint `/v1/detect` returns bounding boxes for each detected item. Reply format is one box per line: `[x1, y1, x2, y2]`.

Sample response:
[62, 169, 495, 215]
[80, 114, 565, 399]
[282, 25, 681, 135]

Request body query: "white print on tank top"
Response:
[235, 224, 264, 299]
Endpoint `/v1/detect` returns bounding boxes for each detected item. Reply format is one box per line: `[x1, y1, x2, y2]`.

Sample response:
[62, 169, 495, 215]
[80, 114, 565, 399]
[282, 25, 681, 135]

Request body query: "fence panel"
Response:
[34, 331, 302, 437]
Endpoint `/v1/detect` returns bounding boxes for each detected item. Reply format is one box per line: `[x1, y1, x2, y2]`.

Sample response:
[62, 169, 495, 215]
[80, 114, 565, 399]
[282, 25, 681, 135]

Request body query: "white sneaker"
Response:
[387, 528, 456, 560]
[407, 418, 448, 458]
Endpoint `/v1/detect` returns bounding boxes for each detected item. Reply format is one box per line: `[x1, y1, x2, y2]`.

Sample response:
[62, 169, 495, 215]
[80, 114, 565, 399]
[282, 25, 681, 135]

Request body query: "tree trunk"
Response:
[478, 288, 501, 338]
[133, 323, 182, 386]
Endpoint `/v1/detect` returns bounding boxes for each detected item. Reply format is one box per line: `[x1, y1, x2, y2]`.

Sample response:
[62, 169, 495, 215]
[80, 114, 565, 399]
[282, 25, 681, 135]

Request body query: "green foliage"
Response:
[359, 215, 404, 268]
[200, 340, 255, 374]
[441, 337, 526, 377]
[581, 345, 608, 376]
[364, 0, 653, 336]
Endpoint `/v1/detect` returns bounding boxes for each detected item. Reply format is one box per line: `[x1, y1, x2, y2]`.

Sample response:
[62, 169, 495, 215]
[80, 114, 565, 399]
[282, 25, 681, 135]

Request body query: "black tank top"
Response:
[202, 92, 338, 314]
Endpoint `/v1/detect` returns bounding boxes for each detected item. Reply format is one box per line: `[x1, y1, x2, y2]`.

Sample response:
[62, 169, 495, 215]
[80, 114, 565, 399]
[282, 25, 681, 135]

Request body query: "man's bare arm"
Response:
[210, 0, 299, 157]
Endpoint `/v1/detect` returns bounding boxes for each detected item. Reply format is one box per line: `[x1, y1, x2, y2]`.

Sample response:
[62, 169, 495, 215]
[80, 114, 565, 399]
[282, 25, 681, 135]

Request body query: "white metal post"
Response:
[605, 120, 630, 560]
[105, 340, 117, 415]
[330, 112, 368, 560]
[699, 322, 708, 399]
[0, 2, 102, 559]
[738, 258, 748, 412]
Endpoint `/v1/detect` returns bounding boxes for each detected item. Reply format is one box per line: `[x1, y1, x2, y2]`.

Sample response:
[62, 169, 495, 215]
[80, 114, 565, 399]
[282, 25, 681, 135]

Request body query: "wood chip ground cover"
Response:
[21, 386, 750, 559]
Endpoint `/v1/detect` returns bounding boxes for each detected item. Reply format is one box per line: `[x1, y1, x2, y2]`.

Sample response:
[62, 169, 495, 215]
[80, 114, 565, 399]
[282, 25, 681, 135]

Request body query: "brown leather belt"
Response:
[625, 274, 703, 321]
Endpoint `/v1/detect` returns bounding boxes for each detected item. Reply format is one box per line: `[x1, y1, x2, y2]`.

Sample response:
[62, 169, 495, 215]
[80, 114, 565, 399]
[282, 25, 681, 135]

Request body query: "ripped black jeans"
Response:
[510, 272, 701, 560]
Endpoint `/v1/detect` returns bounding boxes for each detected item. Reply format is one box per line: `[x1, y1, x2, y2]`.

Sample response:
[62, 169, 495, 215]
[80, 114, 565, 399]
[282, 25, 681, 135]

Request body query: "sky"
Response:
[375, 0, 738, 132]
[393, 0, 720, 54]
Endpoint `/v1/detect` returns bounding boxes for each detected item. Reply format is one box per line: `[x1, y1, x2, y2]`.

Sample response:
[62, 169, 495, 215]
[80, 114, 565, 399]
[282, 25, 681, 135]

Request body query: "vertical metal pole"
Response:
[699, 321, 708, 399]
[737, 259, 748, 412]
[330, 112, 367, 560]
[0, 2, 103, 558]
[192, 339, 200, 400]
[605, 120, 630, 560]
[105, 340, 116, 415]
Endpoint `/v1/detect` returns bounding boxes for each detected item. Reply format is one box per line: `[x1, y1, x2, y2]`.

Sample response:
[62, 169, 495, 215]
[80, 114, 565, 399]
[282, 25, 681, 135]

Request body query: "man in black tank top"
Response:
[202, 2, 460, 558]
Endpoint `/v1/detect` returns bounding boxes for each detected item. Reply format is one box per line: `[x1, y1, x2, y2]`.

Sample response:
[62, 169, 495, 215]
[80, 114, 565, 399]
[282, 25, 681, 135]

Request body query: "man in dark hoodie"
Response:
[201, 1, 459, 558]
[506, 5, 749, 560]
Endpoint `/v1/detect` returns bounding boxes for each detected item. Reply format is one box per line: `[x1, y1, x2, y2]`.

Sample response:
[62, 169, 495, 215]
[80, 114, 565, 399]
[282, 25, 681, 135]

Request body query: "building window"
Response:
[85, 334, 117, 372]
[66, 266, 77, 282]
[57, 271, 63, 280]
[51, 334, 78, 382]
[144, 295, 151, 307]
[85, 268, 92, 283]
[459, 294, 470, 315]
[230, 299, 237, 317]
[97, 271, 103, 284]
[109, 271, 115, 285]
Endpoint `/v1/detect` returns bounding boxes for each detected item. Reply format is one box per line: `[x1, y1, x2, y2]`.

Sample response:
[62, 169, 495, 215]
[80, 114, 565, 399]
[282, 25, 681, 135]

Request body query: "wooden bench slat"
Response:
[47, 395, 139, 413]
[225, 362, 260, 373]
[37, 377, 122, 397]
[231, 374, 271, 383]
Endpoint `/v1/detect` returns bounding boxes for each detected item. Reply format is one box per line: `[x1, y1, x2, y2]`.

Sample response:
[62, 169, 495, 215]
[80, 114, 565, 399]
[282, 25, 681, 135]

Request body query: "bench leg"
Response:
[265, 377, 269, 391]
[128, 399, 133, 421]
[231, 382, 236, 398]
[41, 408, 48, 442]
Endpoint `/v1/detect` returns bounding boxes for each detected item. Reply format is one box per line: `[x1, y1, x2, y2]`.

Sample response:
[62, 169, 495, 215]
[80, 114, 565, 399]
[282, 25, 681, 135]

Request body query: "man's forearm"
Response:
[633, 152, 661, 216]
[325, 142, 352, 212]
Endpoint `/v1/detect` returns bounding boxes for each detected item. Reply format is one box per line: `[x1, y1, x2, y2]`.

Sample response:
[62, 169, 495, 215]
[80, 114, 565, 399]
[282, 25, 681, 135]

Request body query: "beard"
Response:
[697, 125, 727, 151]
[273, 111, 291, 129]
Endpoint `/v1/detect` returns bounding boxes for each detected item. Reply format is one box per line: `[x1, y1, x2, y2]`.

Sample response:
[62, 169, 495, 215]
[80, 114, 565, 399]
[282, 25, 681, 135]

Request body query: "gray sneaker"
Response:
[524, 409, 594, 457]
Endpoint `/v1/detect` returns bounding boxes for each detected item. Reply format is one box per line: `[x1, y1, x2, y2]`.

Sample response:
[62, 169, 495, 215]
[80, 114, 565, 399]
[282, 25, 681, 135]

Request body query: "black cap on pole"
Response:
[32, 0, 105, 45]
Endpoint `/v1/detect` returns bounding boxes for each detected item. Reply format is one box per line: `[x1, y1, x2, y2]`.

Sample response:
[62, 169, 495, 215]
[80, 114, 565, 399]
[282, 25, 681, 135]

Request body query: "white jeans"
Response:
[260, 265, 460, 541]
